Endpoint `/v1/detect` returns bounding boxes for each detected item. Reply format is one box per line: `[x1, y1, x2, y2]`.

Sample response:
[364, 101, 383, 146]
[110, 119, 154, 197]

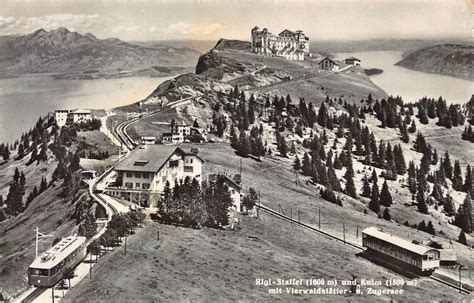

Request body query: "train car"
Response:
[362, 227, 440, 275]
[28, 235, 87, 287]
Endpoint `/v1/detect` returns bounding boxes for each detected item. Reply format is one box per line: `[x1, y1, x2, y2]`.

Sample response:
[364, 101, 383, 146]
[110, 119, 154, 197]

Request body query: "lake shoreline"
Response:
[0, 75, 174, 143]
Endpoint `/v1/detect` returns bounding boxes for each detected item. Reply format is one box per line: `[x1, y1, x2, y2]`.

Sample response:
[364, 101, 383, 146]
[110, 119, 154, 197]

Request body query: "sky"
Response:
[0, 0, 471, 41]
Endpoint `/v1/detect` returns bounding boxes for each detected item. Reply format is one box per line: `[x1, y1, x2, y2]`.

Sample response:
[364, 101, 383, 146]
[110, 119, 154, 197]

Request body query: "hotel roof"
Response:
[115, 145, 204, 173]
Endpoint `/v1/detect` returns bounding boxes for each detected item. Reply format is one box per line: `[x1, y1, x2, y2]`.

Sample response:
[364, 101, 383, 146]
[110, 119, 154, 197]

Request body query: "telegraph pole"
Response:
[318, 208, 321, 230]
[124, 236, 127, 255]
[36, 227, 52, 258]
[343, 221, 346, 244]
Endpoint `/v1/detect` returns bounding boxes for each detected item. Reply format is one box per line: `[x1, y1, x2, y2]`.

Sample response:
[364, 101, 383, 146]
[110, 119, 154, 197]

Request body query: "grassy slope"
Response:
[64, 217, 463, 303]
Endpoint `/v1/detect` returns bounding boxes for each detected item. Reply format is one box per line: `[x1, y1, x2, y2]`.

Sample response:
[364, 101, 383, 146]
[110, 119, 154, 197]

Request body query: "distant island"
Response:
[364, 68, 383, 76]
[395, 44, 473, 81]
[0, 27, 202, 80]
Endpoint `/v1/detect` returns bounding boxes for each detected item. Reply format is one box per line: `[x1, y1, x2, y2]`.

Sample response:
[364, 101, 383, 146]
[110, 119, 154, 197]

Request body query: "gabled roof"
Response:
[345, 56, 361, 61]
[317, 57, 337, 65]
[279, 29, 296, 37]
[70, 109, 91, 114]
[222, 175, 242, 190]
[115, 145, 204, 173]
[362, 227, 438, 256]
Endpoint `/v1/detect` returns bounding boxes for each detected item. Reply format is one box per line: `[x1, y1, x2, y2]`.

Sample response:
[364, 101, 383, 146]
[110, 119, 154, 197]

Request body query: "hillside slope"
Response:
[0, 28, 201, 79]
[134, 38, 387, 109]
[396, 44, 473, 80]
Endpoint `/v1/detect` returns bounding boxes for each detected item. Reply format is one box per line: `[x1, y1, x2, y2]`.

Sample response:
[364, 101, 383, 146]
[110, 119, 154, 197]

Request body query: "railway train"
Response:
[362, 227, 440, 275]
[28, 235, 87, 287]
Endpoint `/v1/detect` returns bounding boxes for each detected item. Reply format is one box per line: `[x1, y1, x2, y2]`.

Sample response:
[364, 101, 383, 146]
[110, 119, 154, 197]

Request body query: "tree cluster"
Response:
[230, 125, 265, 158]
[461, 125, 474, 142]
[156, 175, 235, 229]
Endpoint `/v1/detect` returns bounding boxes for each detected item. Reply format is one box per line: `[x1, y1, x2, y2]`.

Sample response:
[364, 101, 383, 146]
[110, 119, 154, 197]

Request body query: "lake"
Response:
[334, 51, 473, 104]
[0, 75, 173, 143]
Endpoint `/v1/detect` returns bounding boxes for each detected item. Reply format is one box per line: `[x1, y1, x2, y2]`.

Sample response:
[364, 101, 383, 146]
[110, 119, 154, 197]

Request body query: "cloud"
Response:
[150, 22, 224, 38]
[0, 14, 104, 35]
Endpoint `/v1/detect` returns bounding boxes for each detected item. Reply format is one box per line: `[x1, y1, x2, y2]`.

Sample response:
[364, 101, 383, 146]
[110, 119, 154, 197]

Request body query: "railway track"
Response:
[429, 275, 471, 295]
[111, 97, 194, 151]
[255, 204, 472, 296]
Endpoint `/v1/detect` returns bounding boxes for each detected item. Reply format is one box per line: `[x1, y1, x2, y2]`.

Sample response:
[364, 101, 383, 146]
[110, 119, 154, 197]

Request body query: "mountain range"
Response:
[0, 27, 202, 79]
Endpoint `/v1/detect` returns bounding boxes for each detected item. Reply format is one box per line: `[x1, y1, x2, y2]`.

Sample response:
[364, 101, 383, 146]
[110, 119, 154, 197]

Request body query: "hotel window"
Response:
[126, 172, 133, 178]
[134, 172, 141, 178]
[142, 183, 150, 190]
[135, 183, 140, 188]
[142, 172, 149, 179]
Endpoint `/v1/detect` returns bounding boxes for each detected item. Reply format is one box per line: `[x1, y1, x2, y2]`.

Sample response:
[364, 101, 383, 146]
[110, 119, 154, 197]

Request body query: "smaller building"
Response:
[54, 110, 70, 127]
[162, 120, 191, 144]
[425, 241, 458, 266]
[140, 136, 156, 145]
[68, 109, 91, 124]
[54, 109, 92, 127]
[318, 57, 339, 71]
[345, 57, 361, 66]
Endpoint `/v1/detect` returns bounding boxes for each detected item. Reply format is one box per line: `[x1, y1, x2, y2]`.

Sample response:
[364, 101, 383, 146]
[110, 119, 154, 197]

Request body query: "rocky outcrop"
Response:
[396, 44, 473, 80]
[140, 38, 387, 109]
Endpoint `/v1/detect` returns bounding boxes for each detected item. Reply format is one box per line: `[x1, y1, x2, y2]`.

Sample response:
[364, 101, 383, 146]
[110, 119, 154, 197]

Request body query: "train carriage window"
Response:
[30, 268, 49, 276]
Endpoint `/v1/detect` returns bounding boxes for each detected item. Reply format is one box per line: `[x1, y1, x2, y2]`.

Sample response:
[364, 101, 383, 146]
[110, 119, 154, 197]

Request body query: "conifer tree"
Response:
[293, 156, 301, 171]
[302, 152, 312, 176]
[458, 230, 467, 245]
[417, 190, 428, 214]
[361, 175, 372, 197]
[452, 160, 463, 191]
[238, 130, 251, 157]
[414, 132, 427, 153]
[426, 221, 436, 235]
[333, 153, 343, 169]
[417, 103, 429, 124]
[380, 180, 393, 207]
[369, 182, 380, 213]
[418, 220, 427, 231]
[311, 164, 319, 184]
[40, 177, 48, 193]
[394, 144, 407, 175]
[279, 136, 288, 157]
[431, 177, 443, 201]
[344, 156, 357, 198]
[463, 164, 473, 196]
[327, 166, 341, 191]
[399, 121, 410, 143]
[443, 194, 456, 216]
[383, 208, 391, 220]
[317, 103, 329, 127]
[408, 120, 417, 133]
[230, 126, 239, 150]
[454, 193, 472, 233]
[443, 152, 453, 180]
